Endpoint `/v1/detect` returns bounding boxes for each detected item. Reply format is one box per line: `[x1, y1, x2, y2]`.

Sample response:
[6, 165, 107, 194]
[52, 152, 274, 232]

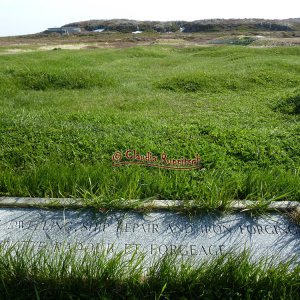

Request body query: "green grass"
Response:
[4, 67, 115, 90]
[0, 243, 299, 299]
[0, 45, 299, 206]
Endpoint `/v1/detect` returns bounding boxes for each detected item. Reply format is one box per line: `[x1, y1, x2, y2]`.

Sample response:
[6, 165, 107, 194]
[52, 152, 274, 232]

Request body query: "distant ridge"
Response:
[63, 18, 300, 33]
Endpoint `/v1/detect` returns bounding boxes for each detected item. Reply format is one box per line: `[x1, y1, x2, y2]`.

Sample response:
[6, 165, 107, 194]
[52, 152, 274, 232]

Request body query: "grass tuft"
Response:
[3, 68, 115, 90]
[275, 91, 300, 115]
[0, 243, 298, 299]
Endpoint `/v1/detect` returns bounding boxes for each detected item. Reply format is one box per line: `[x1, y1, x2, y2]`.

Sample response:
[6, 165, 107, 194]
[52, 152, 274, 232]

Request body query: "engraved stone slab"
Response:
[0, 207, 299, 265]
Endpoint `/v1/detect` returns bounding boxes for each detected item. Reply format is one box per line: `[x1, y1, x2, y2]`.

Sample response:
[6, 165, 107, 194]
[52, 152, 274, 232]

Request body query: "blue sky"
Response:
[0, 0, 299, 37]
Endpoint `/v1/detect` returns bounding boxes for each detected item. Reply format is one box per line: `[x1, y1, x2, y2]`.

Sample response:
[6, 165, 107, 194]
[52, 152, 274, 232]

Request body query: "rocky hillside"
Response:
[64, 18, 300, 33]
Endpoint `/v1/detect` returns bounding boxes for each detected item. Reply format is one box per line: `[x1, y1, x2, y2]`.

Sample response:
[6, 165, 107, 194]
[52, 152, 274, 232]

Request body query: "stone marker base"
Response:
[0, 197, 299, 266]
[0, 197, 299, 210]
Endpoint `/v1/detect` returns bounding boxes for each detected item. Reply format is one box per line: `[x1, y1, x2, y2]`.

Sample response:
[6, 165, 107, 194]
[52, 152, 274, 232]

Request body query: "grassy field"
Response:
[0, 43, 299, 208]
[0, 38, 300, 299]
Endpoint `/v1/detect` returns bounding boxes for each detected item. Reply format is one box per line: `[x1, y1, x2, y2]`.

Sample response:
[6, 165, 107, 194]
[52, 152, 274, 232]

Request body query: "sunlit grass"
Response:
[0, 243, 298, 299]
[0, 45, 299, 204]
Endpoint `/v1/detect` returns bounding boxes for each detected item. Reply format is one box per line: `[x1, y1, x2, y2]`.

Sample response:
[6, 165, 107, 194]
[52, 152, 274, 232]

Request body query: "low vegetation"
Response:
[0, 43, 299, 208]
[4, 68, 115, 91]
[275, 91, 300, 115]
[0, 244, 299, 299]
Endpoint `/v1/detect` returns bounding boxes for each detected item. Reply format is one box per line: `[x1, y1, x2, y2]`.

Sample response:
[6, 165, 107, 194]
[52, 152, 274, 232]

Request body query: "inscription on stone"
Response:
[0, 208, 299, 263]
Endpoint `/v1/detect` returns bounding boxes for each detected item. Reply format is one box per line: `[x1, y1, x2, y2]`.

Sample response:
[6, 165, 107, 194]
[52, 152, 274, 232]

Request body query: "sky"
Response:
[0, 0, 300, 37]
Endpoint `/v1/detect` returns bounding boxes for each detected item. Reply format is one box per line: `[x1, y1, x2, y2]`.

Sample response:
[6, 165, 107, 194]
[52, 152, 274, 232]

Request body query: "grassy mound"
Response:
[276, 92, 300, 115]
[3, 68, 115, 90]
[155, 70, 299, 93]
